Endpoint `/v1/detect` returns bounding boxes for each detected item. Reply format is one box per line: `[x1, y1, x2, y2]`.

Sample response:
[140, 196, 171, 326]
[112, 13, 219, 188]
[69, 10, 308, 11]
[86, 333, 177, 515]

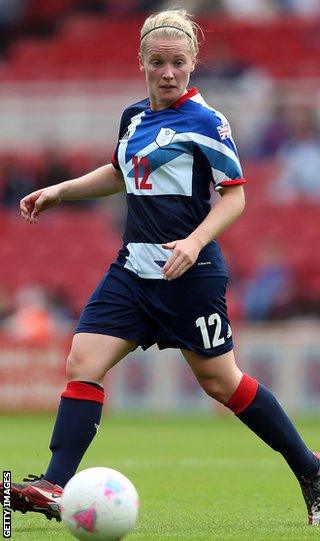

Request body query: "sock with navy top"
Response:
[45, 381, 104, 488]
[226, 374, 319, 481]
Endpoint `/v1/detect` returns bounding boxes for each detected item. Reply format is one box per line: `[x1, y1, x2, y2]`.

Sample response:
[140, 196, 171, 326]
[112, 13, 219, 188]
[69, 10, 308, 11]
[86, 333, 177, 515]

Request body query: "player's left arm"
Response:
[190, 184, 245, 246]
[162, 185, 245, 280]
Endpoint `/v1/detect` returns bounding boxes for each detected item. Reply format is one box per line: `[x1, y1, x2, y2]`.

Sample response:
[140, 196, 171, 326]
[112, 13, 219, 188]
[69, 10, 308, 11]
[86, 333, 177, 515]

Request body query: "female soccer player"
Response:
[2, 8, 320, 526]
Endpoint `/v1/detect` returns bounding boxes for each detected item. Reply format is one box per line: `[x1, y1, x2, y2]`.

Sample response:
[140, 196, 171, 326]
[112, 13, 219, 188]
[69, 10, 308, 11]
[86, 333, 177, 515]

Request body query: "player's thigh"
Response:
[181, 348, 242, 403]
[66, 332, 137, 383]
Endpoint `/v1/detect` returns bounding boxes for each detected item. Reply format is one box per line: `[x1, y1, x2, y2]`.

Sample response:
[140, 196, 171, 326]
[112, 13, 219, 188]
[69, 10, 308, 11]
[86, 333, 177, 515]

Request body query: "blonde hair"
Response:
[140, 9, 201, 59]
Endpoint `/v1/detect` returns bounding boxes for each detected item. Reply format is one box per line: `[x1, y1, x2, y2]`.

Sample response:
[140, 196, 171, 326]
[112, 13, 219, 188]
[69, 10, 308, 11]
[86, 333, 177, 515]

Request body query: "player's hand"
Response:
[162, 237, 201, 280]
[20, 185, 63, 223]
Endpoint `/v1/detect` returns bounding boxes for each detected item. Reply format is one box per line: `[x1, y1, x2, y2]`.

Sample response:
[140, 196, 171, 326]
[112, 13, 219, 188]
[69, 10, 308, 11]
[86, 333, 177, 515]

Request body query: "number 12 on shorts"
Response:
[196, 314, 226, 349]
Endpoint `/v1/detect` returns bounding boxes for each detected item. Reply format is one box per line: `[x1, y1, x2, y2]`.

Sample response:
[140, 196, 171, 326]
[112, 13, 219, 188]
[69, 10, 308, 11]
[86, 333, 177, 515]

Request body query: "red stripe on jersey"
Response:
[61, 381, 105, 404]
[219, 178, 247, 187]
[172, 87, 199, 109]
[225, 373, 258, 414]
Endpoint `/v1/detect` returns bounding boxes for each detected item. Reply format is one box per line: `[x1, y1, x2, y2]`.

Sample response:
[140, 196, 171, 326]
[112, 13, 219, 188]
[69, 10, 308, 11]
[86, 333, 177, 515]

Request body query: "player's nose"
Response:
[162, 64, 174, 79]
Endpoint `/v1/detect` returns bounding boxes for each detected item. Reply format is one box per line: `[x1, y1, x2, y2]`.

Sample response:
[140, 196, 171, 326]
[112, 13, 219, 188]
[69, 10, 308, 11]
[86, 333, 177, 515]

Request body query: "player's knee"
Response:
[199, 378, 228, 404]
[66, 351, 83, 380]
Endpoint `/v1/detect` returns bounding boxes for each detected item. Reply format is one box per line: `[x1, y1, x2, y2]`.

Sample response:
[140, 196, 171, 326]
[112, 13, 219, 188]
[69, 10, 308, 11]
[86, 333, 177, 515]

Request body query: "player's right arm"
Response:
[20, 164, 125, 223]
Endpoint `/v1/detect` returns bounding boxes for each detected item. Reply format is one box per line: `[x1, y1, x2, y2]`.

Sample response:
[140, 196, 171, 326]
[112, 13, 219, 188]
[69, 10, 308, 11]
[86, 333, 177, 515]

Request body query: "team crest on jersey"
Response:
[217, 122, 232, 141]
[156, 128, 176, 147]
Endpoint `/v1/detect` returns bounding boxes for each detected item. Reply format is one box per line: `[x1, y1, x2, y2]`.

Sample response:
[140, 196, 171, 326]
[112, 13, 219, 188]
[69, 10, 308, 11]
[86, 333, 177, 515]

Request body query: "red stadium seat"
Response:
[2, 16, 319, 81]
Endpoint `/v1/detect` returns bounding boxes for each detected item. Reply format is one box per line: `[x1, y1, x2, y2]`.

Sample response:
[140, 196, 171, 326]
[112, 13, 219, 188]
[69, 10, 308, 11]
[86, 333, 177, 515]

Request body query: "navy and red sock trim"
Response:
[61, 381, 105, 405]
[225, 373, 258, 414]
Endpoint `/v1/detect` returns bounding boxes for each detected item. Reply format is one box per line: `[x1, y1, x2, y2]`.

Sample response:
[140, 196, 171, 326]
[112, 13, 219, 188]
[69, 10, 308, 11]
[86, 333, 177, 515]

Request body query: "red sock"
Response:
[61, 381, 104, 404]
[225, 373, 258, 415]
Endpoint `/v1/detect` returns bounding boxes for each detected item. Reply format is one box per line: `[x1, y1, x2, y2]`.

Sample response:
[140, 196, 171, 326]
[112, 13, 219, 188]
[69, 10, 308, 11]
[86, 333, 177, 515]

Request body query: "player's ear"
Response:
[138, 52, 145, 71]
[190, 57, 196, 73]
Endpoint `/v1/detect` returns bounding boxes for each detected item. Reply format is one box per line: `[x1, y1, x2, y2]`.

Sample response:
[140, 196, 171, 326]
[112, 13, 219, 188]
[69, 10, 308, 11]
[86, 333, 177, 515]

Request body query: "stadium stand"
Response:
[1, 16, 320, 80]
[0, 204, 120, 315]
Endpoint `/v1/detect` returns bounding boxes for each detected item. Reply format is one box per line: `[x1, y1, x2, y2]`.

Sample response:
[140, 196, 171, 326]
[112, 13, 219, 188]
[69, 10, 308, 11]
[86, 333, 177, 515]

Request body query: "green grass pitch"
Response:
[1, 413, 320, 540]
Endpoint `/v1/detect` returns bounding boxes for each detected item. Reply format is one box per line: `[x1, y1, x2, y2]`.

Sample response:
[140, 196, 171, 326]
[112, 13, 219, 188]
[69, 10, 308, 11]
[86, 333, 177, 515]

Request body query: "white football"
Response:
[60, 467, 139, 541]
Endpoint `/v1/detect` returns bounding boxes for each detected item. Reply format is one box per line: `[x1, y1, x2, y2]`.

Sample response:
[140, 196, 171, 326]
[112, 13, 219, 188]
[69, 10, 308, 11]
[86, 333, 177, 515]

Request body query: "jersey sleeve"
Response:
[193, 110, 246, 192]
[111, 99, 149, 170]
[111, 108, 132, 171]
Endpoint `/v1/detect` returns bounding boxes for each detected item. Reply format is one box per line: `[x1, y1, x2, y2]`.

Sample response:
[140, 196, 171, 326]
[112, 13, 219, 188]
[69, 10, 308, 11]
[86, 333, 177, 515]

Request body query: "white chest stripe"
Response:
[126, 153, 193, 196]
[174, 132, 240, 167]
[119, 128, 240, 170]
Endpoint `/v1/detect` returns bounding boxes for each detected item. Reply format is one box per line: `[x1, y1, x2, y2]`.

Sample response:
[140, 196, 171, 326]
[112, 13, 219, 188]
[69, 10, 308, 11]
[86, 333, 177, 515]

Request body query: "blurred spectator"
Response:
[277, 0, 320, 15]
[272, 108, 320, 203]
[0, 0, 27, 26]
[159, 0, 224, 14]
[292, 289, 320, 319]
[0, 149, 106, 208]
[0, 0, 28, 57]
[3, 284, 74, 340]
[38, 147, 99, 208]
[125, 0, 165, 13]
[224, 256, 245, 321]
[222, 0, 278, 18]
[39, 148, 71, 188]
[79, 0, 163, 15]
[46, 288, 76, 329]
[0, 286, 11, 325]
[243, 240, 294, 321]
[0, 154, 37, 208]
[253, 103, 291, 158]
[73, 0, 108, 15]
[195, 40, 251, 80]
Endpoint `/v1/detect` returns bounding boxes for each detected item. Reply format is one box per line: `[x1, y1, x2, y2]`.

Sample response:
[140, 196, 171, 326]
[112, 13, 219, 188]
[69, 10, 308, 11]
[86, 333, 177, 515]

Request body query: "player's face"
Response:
[140, 38, 195, 111]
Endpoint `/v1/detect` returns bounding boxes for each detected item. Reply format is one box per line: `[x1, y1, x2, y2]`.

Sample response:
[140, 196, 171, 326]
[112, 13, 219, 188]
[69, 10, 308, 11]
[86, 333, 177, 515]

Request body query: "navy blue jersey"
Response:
[112, 87, 246, 279]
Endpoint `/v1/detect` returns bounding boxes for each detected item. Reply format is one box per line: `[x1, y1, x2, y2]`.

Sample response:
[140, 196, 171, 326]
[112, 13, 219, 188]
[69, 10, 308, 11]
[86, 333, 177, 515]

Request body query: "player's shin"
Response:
[45, 381, 105, 487]
[225, 373, 319, 481]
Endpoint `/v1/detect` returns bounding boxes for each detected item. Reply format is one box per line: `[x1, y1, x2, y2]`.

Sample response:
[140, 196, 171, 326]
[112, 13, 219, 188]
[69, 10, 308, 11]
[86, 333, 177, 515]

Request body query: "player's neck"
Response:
[149, 89, 188, 111]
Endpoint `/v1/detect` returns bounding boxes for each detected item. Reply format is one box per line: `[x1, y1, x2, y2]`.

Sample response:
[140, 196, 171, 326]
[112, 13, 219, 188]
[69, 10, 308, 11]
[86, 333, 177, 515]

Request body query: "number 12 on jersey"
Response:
[196, 314, 226, 349]
[132, 156, 152, 190]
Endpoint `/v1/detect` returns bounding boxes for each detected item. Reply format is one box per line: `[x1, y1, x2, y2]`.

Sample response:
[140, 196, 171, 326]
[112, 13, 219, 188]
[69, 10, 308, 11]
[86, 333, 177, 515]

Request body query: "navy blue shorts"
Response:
[75, 263, 233, 358]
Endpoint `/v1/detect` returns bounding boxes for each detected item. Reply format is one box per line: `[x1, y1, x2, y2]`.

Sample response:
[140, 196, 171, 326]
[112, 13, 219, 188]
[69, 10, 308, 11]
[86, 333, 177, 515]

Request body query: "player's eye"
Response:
[174, 59, 185, 67]
[150, 59, 161, 67]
